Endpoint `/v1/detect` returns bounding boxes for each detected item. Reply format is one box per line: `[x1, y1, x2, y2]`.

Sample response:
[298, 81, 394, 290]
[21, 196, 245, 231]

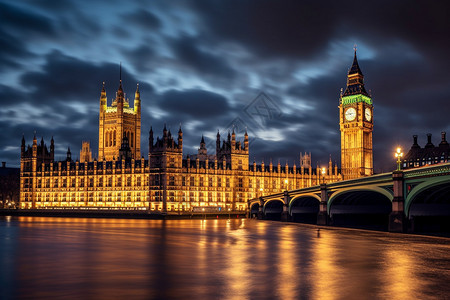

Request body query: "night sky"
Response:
[1, 0, 450, 173]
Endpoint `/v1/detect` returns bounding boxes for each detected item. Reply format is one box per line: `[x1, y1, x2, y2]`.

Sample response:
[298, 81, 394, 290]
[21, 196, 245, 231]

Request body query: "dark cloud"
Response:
[19, 50, 153, 105]
[122, 10, 162, 30]
[122, 44, 156, 73]
[158, 89, 230, 119]
[190, 0, 340, 59]
[0, 2, 55, 36]
[169, 35, 236, 79]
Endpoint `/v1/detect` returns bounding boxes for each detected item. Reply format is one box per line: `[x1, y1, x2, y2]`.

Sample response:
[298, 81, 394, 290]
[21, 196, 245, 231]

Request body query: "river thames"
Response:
[1, 216, 449, 299]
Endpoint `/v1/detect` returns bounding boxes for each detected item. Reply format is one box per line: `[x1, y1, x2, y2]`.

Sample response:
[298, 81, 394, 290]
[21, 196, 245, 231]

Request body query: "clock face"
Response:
[365, 107, 372, 121]
[345, 107, 356, 121]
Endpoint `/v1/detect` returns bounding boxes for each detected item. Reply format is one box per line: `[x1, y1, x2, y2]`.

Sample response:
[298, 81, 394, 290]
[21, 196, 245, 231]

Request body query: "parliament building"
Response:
[20, 51, 374, 211]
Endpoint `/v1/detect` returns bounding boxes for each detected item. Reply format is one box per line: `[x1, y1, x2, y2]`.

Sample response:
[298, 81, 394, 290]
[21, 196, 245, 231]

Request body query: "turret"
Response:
[100, 82, 107, 113]
[66, 147, 72, 162]
[134, 83, 140, 114]
[198, 135, 207, 160]
[216, 130, 220, 155]
[50, 136, 54, 159]
[32, 134, 37, 156]
[21, 135, 25, 156]
[244, 129, 249, 151]
[231, 129, 236, 150]
[149, 127, 153, 150]
[178, 126, 183, 149]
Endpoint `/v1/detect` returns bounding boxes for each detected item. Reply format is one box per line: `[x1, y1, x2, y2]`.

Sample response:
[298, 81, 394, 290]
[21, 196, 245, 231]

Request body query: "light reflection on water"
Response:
[0, 217, 449, 299]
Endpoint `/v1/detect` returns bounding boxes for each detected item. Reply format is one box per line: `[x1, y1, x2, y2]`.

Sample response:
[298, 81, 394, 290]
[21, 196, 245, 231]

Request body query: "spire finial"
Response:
[353, 43, 357, 53]
[120, 62, 122, 82]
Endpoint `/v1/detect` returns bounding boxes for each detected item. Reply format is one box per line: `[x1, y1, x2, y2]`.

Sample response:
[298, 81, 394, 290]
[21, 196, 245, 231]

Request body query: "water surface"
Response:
[1, 217, 449, 299]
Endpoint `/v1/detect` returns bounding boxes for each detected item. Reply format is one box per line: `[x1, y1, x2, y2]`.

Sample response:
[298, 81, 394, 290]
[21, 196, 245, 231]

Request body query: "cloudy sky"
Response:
[1, 0, 449, 172]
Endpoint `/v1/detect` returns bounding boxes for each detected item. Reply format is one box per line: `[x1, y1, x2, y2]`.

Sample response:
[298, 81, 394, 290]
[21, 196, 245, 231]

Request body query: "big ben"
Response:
[339, 49, 373, 180]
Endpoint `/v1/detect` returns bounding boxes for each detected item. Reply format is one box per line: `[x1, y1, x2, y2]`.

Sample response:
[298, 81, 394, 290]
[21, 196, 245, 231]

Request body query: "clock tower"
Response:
[339, 50, 373, 180]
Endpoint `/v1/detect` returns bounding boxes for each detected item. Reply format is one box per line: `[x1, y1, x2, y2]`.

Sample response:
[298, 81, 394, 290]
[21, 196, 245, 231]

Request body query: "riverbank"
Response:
[0, 209, 247, 220]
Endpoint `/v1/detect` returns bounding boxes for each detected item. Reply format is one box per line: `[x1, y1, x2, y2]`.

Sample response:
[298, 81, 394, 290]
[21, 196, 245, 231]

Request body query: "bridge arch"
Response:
[249, 202, 260, 218]
[328, 186, 394, 213]
[406, 176, 450, 223]
[263, 198, 284, 220]
[328, 187, 393, 230]
[289, 194, 320, 224]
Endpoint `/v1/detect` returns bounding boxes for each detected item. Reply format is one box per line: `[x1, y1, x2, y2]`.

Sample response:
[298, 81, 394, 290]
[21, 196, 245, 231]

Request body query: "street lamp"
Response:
[321, 167, 326, 184]
[395, 147, 403, 171]
[284, 179, 288, 190]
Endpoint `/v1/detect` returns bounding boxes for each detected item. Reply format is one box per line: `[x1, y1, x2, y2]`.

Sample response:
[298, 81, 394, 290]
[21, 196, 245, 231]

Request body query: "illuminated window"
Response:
[238, 178, 243, 188]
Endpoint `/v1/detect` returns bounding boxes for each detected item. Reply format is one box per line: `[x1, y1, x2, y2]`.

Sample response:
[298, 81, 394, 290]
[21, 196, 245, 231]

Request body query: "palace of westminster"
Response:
[19, 52, 375, 211]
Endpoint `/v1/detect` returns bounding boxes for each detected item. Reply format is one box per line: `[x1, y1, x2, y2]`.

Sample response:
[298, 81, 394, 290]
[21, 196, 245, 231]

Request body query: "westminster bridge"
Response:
[248, 163, 450, 232]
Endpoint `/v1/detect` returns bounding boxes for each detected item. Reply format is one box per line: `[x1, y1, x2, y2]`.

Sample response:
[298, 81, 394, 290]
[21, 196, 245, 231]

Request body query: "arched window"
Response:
[131, 132, 134, 147]
[113, 130, 116, 146]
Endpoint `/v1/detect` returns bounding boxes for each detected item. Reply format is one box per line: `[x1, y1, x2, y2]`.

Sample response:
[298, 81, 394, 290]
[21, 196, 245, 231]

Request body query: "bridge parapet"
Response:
[404, 162, 450, 179]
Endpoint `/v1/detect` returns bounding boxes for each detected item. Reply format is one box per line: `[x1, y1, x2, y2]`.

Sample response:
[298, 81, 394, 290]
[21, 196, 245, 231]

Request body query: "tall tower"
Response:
[98, 66, 141, 161]
[339, 49, 373, 180]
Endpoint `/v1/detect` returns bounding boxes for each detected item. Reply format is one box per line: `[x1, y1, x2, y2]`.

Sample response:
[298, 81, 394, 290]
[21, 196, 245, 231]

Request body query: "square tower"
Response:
[339, 50, 373, 180]
[98, 80, 141, 161]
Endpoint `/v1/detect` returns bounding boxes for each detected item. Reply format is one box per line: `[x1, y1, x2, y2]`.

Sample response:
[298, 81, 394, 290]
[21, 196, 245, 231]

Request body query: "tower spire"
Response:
[343, 48, 368, 97]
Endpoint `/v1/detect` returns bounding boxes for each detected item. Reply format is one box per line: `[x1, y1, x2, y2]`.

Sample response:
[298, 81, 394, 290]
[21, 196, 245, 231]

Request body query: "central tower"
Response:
[339, 50, 373, 180]
[98, 74, 141, 161]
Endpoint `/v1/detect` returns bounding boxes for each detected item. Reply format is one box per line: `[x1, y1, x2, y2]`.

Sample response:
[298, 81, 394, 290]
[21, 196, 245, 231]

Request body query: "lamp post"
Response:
[284, 179, 288, 191]
[395, 147, 403, 171]
[321, 167, 326, 184]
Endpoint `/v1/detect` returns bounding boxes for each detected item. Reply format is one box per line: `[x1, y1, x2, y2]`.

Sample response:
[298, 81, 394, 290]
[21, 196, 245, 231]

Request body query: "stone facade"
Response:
[20, 76, 343, 211]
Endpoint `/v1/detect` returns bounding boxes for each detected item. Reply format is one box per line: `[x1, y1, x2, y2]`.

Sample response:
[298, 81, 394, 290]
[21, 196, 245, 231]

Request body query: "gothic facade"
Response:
[20, 70, 344, 212]
[339, 50, 374, 180]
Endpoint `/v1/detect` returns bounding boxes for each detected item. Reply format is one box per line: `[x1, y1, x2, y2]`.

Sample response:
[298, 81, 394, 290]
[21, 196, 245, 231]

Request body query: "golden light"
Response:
[321, 167, 326, 176]
[284, 179, 288, 184]
[395, 147, 403, 171]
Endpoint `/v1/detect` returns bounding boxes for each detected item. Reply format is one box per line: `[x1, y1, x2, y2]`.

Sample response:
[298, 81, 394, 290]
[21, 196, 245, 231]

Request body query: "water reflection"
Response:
[0, 217, 449, 299]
